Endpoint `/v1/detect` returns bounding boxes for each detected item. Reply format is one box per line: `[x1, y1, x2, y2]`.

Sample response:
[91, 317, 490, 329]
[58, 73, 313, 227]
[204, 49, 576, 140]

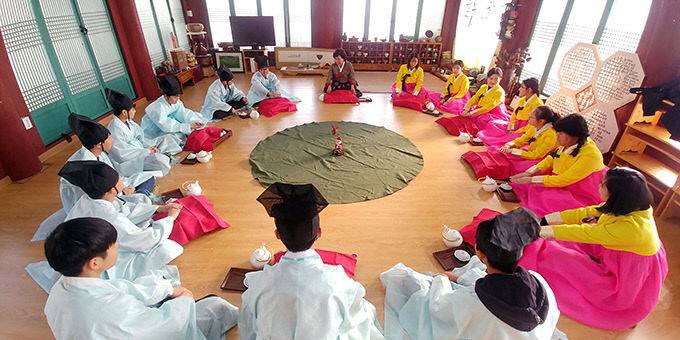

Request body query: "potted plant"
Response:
[494, 45, 531, 91]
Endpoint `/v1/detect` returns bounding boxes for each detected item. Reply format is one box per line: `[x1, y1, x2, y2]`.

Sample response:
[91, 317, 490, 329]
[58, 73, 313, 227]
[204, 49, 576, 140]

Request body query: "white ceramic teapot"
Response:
[458, 132, 471, 143]
[185, 180, 202, 196]
[425, 102, 435, 111]
[442, 225, 463, 248]
[479, 176, 498, 192]
[250, 243, 272, 269]
[197, 150, 212, 163]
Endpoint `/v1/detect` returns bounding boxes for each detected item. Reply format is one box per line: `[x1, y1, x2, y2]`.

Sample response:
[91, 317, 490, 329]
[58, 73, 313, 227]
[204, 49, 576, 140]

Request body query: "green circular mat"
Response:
[250, 121, 424, 203]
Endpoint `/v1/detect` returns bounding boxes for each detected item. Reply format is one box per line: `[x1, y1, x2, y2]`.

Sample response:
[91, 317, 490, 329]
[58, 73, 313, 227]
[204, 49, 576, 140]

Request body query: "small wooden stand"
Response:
[609, 96, 680, 218]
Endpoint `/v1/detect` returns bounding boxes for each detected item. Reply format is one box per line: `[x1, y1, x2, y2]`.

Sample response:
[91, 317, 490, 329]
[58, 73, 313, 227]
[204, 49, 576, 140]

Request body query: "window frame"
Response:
[521, 0, 649, 96]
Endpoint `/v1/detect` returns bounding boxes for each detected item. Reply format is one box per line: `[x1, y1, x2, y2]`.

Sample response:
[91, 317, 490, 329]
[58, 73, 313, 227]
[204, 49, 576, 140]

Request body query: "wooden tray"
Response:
[469, 138, 484, 146]
[496, 186, 520, 202]
[220, 267, 259, 291]
[160, 188, 184, 201]
[432, 242, 475, 271]
[213, 129, 232, 148]
[180, 154, 198, 164]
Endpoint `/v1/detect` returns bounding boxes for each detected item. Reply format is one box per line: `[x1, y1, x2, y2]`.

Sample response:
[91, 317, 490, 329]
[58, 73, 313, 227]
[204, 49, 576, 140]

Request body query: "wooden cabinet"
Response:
[609, 96, 680, 218]
[340, 41, 441, 71]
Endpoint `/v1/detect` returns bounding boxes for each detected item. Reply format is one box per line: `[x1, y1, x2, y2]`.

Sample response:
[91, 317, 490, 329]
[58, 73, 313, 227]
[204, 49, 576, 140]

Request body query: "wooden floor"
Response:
[1, 71, 679, 339]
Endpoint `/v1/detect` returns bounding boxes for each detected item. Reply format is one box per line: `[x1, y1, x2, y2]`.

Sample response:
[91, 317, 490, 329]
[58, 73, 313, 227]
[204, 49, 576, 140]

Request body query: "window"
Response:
[348, 0, 447, 42]
[597, 0, 652, 59]
[521, 0, 653, 96]
[288, 0, 312, 47]
[206, 0, 310, 48]
[233, 0, 257, 16]
[393, 0, 418, 41]
[206, 0, 232, 46]
[342, 0, 366, 40]
[453, 0, 506, 69]
[418, 0, 446, 39]
[367, 0, 393, 42]
[261, 0, 286, 48]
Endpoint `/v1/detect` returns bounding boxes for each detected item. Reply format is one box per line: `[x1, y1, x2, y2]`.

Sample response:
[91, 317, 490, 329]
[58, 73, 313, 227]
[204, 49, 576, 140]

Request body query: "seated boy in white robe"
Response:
[60, 160, 183, 283]
[28, 160, 166, 293]
[200, 65, 250, 120]
[380, 208, 560, 340]
[61, 113, 159, 211]
[238, 183, 384, 339]
[44, 217, 238, 340]
[141, 76, 206, 143]
[245, 55, 300, 110]
[106, 88, 181, 177]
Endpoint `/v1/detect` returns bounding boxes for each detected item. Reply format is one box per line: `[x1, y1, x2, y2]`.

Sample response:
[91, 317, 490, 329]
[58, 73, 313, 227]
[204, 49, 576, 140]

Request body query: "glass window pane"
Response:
[393, 0, 418, 41]
[543, 0, 607, 96]
[261, 0, 286, 47]
[453, 0, 506, 69]
[289, 0, 311, 47]
[597, 0, 652, 59]
[418, 0, 446, 39]
[520, 0, 568, 85]
[233, 0, 258, 16]
[342, 0, 366, 40]
[368, 0, 393, 42]
[206, 0, 232, 47]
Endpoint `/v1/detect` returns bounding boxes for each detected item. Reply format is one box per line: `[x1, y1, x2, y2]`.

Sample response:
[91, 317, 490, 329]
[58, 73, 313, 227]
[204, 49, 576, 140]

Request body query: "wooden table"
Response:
[158, 68, 203, 91]
[279, 66, 329, 77]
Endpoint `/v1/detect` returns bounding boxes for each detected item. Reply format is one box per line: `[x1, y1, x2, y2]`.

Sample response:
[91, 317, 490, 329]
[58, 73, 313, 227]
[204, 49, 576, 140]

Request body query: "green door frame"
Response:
[148, 0, 169, 60]
[29, 0, 78, 114]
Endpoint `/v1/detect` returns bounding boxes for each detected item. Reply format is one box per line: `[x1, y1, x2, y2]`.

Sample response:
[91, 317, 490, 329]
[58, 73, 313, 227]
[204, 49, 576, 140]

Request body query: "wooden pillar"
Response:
[182, 0, 212, 48]
[0, 29, 44, 180]
[311, 0, 343, 48]
[500, 0, 540, 53]
[106, 0, 161, 100]
[440, 0, 461, 52]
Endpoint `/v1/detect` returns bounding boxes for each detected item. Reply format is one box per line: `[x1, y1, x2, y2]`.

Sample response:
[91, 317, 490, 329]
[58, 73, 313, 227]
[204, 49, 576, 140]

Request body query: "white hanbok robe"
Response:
[65, 195, 183, 282]
[238, 249, 384, 340]
[108, 117, 182, 177]
[380, 258, 560, 340]
[245, 71, 301, 108]
[59, 146, 156, 212]
[45, 273, 238, 340]
[141, 96, 206, 141]
[200, 79, 246, 121]
[27, 195, 164, 293]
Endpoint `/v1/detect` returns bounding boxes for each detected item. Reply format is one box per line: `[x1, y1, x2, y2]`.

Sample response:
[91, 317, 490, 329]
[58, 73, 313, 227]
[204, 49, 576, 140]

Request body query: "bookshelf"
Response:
[340, 41, 441, 71]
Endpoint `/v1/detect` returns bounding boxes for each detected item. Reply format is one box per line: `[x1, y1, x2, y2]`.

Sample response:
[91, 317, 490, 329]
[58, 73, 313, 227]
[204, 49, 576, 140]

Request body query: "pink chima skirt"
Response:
[462, 150, 542, 179]
[468, 104, 509, 131]
[426, 90, 471, 114]
[511, 168, 608, 216]
[458, 209, 668, 330]
[391, 82, 429, 100]
[477, 119, 529, 147]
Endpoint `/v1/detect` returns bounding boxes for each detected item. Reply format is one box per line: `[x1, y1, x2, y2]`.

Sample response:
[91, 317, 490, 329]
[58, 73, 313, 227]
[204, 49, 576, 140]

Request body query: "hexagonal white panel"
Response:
[558, 43, 600, 91]
[546, 91, 578, 117]
[594, 51, 644, 108]
[581, 104, 619, 153]
[546, 43, 645, 152]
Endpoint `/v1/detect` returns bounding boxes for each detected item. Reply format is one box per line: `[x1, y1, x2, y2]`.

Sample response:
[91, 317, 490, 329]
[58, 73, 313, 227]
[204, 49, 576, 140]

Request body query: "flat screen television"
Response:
[230, 16, 276, 49]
